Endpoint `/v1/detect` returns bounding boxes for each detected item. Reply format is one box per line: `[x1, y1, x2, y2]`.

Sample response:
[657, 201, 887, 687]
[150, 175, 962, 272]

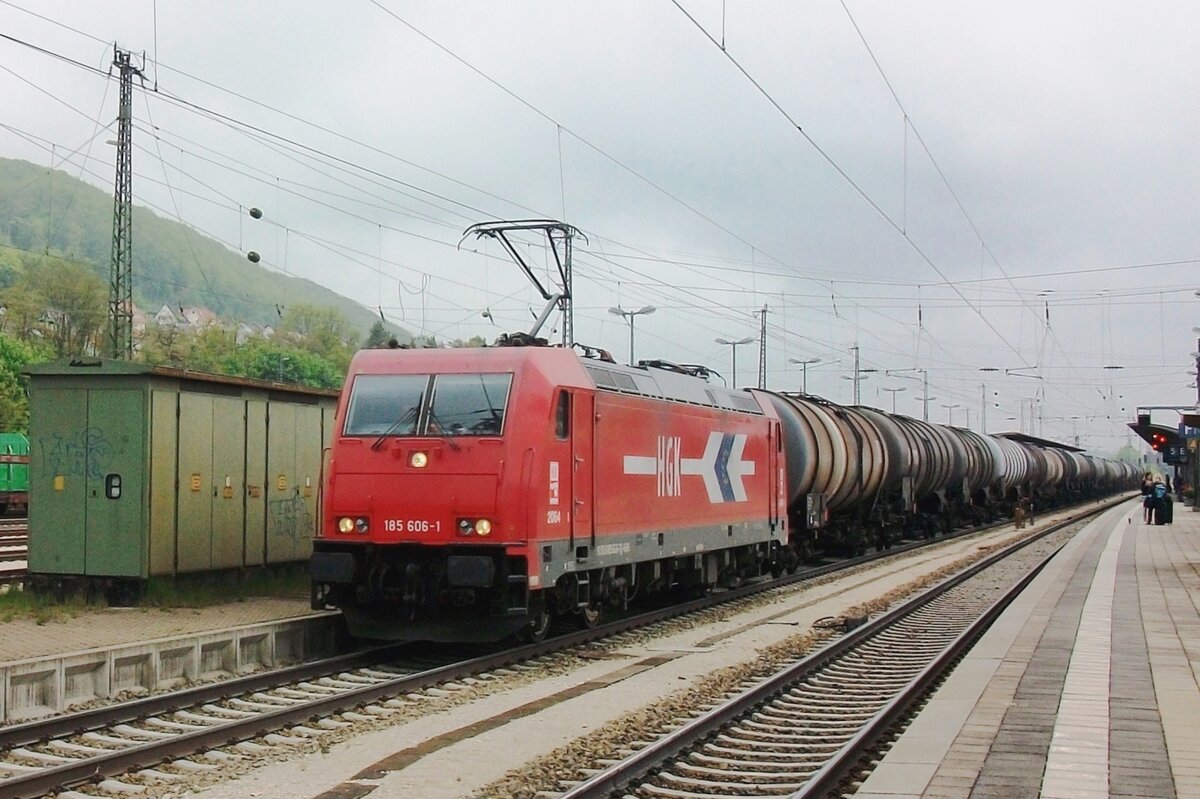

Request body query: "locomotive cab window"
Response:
[427, 374, 512, 436]
[344, 373, 512, 438]
[344, 374, 429, 436]
[555, 391, 570, 439]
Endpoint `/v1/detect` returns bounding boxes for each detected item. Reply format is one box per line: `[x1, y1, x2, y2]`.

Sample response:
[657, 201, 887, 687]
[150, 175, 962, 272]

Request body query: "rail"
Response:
[556, 500, 1122, 798]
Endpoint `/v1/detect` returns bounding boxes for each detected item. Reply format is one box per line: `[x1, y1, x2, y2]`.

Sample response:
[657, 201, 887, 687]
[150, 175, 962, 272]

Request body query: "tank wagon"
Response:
[0, 432, 30, 516]
[312, 343, 1136, 643]
[25, 359, 338, 601]
[766, 394, 1138, 557]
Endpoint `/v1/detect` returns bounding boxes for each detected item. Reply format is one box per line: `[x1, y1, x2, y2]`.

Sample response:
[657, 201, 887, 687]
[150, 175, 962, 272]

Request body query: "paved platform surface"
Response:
[858, 497, 1200, 799]
[0, 595, 315, 664]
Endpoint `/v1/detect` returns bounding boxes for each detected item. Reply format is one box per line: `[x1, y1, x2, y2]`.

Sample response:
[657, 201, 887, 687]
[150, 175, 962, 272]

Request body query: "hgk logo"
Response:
[623, 432, 755, 503]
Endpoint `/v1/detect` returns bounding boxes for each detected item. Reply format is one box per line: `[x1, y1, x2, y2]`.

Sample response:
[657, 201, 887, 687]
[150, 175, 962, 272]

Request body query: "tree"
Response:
[280, 303, 353, 342]
[185, 326, 238, 373]
[0, 283, 41, 338]
[364, 320, 392, 348]
[138, 321, 187, 366]
[279, 302, 355, 372]
[222, 338, 343, 388]
[20, 255, 105, 357]
[0, 332, 47, 431]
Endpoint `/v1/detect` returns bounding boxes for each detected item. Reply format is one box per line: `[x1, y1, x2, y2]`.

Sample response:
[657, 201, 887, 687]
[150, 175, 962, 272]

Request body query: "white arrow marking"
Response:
[681, 431, 724, 503]
[727, 434, 756, 501]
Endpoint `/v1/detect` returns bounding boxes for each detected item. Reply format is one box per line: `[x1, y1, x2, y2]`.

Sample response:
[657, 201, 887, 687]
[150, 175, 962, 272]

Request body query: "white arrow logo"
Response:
[623, 431, 755, 503]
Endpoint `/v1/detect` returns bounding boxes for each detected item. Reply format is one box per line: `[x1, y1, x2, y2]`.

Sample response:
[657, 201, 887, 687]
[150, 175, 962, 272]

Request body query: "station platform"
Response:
[857, 497, 1199, 799]
[0, 595, 317, 665]
[0, 594, 339, 723]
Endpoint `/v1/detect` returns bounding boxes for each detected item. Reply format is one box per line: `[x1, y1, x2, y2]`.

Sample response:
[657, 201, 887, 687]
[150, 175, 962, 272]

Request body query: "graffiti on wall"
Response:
[37, 428, 112, 480]
[268, 491, 314, 543]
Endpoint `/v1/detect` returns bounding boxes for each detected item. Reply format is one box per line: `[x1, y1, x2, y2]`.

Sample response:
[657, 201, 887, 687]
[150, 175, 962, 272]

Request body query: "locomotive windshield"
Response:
[344, 373, 513, 439]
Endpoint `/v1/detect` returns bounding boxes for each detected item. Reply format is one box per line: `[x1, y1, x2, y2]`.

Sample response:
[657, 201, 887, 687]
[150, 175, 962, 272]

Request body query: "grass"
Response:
[141, 567, 310, 609]
[0, 585, 98, 624]
[0, 565, 311, 622]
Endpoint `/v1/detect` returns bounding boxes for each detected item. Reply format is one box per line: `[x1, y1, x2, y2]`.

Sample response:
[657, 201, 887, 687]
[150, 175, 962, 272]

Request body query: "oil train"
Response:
[311, 343, 1138, 642]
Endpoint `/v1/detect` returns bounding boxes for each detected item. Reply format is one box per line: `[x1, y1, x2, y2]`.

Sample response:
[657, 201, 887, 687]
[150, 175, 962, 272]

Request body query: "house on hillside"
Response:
[152, 304, 179, 328]
[181, 307, 217, 328]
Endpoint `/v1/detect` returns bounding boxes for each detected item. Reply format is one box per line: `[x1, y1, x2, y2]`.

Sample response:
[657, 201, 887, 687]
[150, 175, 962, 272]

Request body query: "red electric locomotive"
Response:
[311, 345, 787, 642]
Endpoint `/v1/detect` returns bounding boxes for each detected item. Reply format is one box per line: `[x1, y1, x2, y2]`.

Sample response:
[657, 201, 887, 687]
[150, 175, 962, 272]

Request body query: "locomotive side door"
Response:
[768, 421, 780, 531]
[570, 390, 595, 552]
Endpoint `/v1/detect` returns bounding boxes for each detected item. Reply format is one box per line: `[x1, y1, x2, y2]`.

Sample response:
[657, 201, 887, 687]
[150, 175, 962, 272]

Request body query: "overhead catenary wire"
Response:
[0, 17, 1161, 441]
[0, 21, 1180, 364]
[664, 1, 1117, 425]
[835, 1, 1092, 393]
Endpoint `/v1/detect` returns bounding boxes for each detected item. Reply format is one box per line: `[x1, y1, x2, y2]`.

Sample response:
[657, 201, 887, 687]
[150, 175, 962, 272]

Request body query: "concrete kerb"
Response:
[0, 611, 342, 723]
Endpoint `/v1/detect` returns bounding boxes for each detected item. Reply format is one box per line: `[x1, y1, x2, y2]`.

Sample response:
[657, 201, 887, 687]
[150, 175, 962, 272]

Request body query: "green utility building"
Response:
[25, 360, 339, 583]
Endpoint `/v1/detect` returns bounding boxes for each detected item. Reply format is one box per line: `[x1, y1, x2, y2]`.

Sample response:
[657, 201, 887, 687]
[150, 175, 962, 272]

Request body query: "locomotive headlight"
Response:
[474, 518, 493, 536]
[337, 517, 355, 534]
[457, 518, 473, 536]
[355, 517, 369, 533]
[410, 451, 429, 468]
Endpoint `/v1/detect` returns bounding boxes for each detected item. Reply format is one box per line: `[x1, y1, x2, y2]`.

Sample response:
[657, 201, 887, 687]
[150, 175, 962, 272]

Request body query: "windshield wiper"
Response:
[478, 377, 502, 432]
[426, 408, 462, 450]
[370, 406, 418, 450]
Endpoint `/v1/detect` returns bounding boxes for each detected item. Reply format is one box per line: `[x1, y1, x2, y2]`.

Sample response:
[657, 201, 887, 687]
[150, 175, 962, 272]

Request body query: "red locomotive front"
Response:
[312, 346, 786, 642]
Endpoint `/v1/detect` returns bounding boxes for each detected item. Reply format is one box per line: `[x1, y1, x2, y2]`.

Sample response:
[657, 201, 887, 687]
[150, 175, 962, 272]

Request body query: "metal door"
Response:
[148, 390, 178, 577]
[177, 393, 214, 572]
[293, 404, 321, 560]
[769, 421, 779, 531]
[570, 391, 595, 550]
[84, 389, 146, 577]
[27, 390, 88, 574]
[244, 399, 268, 566]
[265, 403, 304, 563]
[210, 396, 246, 569]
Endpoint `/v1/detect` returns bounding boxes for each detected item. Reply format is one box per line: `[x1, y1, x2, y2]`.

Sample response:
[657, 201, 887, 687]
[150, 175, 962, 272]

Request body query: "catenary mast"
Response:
[108, 47, 142, 359]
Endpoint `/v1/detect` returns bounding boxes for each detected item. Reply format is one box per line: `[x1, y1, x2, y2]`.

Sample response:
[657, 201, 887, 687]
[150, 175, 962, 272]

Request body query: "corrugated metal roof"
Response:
[23, 358, 340, 398]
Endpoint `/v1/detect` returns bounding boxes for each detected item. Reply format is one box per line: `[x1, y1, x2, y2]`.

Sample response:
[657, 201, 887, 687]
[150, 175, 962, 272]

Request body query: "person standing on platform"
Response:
[1142, 473, 1155, 523]
[1152, 481, 1173, 525]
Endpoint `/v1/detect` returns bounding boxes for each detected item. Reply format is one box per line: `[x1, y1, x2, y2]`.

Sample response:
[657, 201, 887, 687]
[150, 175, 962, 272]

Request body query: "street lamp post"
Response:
[716, 336, 754, 388]
[841, 371, 872, 405]
[609, 305, 656, 366]
[881, 386, 906, 414]
[788, 357, 820, 393]
[979, 367, 1000, 434]
[941, 403, 960, 425]
[887, 367, 932, 421]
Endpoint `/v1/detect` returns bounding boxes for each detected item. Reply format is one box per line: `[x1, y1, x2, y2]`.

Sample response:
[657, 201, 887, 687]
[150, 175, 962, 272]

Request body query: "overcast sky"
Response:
[2, 0, 1198, 453]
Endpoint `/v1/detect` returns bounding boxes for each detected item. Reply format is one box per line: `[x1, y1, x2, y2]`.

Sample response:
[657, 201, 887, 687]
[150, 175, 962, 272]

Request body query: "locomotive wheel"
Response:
[579, 601, 605, 629]
[519, 597, 552, 643]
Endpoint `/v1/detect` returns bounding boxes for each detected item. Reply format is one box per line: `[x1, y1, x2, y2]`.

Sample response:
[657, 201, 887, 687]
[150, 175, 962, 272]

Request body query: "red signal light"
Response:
[1150, 433, 1167, 451]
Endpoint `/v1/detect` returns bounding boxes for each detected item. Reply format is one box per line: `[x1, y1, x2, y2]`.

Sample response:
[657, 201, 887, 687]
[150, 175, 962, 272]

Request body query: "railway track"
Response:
[0, 497, 1126, 798]
[0, 523, 27, 582]
[546, 502, 1121, 799]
